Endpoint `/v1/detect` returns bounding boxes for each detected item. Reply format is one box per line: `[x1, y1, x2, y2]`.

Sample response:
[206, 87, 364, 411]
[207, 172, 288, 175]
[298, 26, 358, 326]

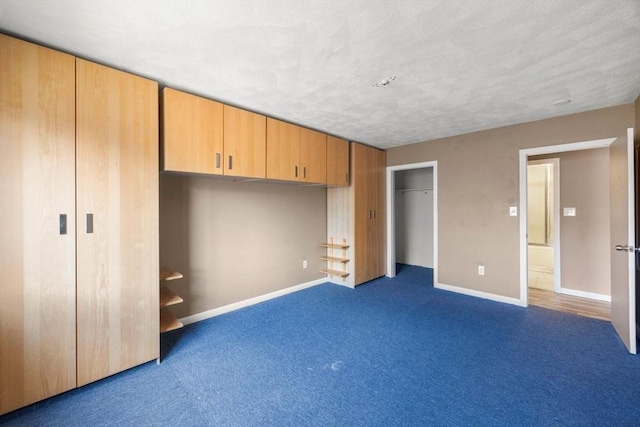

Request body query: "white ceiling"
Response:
[1, 0, 638, 149]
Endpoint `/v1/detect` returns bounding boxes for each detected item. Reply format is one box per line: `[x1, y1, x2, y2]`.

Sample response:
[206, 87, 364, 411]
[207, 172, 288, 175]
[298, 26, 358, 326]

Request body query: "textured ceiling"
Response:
[1, 0, 638, 149]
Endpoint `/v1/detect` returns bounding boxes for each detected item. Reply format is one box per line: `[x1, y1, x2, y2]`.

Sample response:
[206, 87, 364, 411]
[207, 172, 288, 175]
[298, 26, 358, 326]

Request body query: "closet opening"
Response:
[386, 161, 437, 284]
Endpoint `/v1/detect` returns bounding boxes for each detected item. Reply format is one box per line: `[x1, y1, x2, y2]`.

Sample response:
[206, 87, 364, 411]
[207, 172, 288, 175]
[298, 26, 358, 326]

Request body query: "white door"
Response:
[610, 128, 636, 354]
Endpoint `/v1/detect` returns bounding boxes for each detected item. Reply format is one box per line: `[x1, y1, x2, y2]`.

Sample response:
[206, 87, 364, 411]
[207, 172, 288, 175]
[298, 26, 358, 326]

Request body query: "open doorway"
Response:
[520, 141, 614, 323]
[527, 159, 560, 293]
[386, 161, 437, 282]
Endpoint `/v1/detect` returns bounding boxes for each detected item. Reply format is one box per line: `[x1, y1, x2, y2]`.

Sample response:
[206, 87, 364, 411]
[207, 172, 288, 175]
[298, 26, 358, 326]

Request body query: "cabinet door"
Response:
[371, 148, 387, 278]
[299, 128, 327, 184]
[223, 105, 266, 178]
[266, 118, 300, 181]
[76, 59, 159, 386]
[326, 136, 349, 186]
[0, 35, 77, 415]
[162, 88, 223, 174]
[352, 143, 371, 285]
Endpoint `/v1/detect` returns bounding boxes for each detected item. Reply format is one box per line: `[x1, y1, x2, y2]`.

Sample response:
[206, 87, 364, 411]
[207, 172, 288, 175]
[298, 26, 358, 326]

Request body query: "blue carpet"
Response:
[2, 264, 640, 426]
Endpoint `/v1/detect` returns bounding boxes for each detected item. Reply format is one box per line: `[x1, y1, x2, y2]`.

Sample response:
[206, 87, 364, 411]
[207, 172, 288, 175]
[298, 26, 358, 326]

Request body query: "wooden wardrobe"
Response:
[326, 142, 386, 287]
[0, 34, 159, 415]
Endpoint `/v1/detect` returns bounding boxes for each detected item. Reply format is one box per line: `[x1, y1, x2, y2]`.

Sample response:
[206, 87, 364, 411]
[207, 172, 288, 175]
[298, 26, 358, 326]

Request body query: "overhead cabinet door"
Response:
[223, 104, 267, 179]
[299, 127, 327, 184]
[161, 88, 224, 174]
[0, 35, 77, 415]
[267, 117, 300, 181]
[326, 135, 349, 186]
[76, 59, 159, 386]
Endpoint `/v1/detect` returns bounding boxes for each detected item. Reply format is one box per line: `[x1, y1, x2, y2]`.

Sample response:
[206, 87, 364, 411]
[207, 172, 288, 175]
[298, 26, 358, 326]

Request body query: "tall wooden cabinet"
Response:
[326, 142, 386, 287]
[75, 59, 159, 386]
[0, 34, 77, 416]
[0, 35, 159, 415]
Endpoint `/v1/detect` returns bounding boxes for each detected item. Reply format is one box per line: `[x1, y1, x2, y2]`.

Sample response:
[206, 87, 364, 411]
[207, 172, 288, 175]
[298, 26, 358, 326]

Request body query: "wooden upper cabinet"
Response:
[326, 136, 349, 186]
[267, 118, 328, 184]
[0, 34, 77, 416]
[266, 118, 300, 181]
[299, 127, 327, 184]
[75, 59, 159, 386]
[223, 104, 266, 179]
[161, 88, 223, 175]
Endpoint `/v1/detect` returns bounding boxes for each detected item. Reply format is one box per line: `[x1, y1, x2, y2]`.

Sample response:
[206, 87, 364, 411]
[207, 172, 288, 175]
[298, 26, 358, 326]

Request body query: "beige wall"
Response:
[386, 104, 634, 299]
[159, 175, 327, 318]
[532, 149, 610, 296]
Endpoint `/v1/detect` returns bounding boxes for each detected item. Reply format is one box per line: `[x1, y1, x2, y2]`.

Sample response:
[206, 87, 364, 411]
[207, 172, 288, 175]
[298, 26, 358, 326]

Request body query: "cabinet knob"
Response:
[294, 166, 298, 178]
[228, 155, 233, 170]
[215, 153, 221, 168]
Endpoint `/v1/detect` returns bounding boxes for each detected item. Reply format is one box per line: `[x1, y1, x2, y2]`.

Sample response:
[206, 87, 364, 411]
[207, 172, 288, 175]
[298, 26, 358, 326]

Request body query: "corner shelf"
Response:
[320, 239, 349, 280]
[159, 266, 184, 333]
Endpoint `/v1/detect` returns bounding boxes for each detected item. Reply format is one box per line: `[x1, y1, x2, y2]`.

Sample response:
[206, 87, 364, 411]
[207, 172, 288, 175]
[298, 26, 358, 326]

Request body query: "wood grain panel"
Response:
[0, 34, 76, 415]
[76, 59, 159, 386]
[352, 143, 370, 285]
[372, 148, 387, 278]
[161, 88, 223, 174]
[223, 105, 266, 178]
[326, 135, 349, 186]
[299, 127, 326, 184]
[266, 118, 299, 181]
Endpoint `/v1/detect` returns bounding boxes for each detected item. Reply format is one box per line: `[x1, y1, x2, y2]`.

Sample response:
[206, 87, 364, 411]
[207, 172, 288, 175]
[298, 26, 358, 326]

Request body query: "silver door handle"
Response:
[615, 245, 637, 252]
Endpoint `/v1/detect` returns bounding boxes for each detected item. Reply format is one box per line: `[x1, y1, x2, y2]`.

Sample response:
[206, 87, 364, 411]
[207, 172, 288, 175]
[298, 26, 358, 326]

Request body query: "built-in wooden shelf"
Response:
[160, 308, 183, 333]
[320, 256, 349, 263]
[321, 239, 350, 280]
[160, 266, 183, 281]
[321, 268, 350, 278]
[159, 266, 184, 335]
[320, 243, 350, 250]
[160, 287, 184, 308]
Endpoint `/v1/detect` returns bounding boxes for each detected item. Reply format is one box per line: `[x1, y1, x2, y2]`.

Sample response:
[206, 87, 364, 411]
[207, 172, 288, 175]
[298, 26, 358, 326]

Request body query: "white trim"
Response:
[179, 278, 327, 326]
[625, 128, 636, 354]
[386, 167, 396, 278]
[524, 138, 616, 156]
[552, 159, 561, 293]
[519, 149, 529, 306]
[386, 161, 438, 284]
[436, 282, 526, 307]
[558, 287, 611, 302]
[519, 137, 616, 307]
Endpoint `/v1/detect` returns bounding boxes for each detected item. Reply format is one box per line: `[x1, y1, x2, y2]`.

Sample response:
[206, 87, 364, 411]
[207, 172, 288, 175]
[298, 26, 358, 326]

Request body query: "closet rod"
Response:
[395, 188, 433, 193]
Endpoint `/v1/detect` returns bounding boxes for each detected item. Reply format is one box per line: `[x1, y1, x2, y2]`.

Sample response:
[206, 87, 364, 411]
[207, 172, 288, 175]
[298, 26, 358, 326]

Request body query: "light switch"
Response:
[509, 206, 518, 216]
[563, 207, 576, 217]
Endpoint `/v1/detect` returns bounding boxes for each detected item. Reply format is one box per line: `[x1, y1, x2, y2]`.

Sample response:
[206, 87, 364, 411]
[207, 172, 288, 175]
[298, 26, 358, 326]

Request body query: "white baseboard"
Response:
[436, 282, 526, 307]
[180, 278, 327, 326]
[558, 287, 611, 302]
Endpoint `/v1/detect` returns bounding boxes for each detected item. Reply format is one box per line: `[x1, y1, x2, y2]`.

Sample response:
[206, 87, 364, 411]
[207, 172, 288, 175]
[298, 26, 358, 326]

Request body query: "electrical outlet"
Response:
[478, 265, 485, 276]
[303, 260, 308, 269]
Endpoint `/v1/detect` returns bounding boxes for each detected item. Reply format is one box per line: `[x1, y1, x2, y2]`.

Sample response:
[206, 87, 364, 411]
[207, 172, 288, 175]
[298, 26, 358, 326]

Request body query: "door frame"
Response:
[386, 161, 438, 282]
[518, 138, 616, 306]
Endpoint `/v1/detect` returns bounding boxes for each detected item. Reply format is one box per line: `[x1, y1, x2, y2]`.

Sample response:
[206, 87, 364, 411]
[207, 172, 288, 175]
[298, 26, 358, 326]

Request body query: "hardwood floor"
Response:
[528, 288, 611, 321]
